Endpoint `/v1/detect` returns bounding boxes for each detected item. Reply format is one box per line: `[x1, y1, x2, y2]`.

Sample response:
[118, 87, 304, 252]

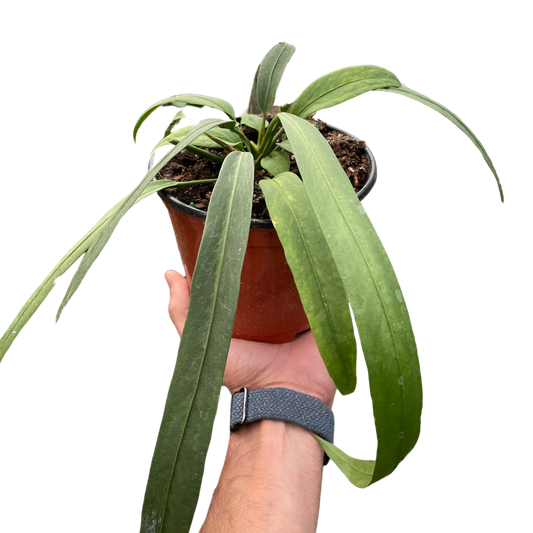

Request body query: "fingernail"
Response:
[163, 267, 179, 289]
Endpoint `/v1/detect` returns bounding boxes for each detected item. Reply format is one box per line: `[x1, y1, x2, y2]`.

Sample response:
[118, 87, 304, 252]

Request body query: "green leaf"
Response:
[57, 118, 233, 320]
[241, 65, 261, 115]
[164, 110, 186, 137]
[242, 39, 298, 117]
[140, 152, 254, 533]
[260, 173, 357, 394]
[380, 85, 504, 202]
[134, 94, 236, 141]
[279, 113, 422, 487]
[240, 113, 268, 133]
[260, 150, 290, 176]
[0, 179, 185, 363]
[276, 139, 293, 153]
[314, 436, 375, 488]
[153, 125, 241, 152]
[290, 65, 401, 118]
[256, 42, 295, 115]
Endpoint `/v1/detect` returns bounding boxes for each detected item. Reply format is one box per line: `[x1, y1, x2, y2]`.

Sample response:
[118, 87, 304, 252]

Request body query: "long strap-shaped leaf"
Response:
[0, 179, 192, 363]
[243, 39, 298, 115]
[56, 118, 232, 320]
[152, 125, 241, 152]
[279, 113, 423, 487]
[140, 152, 254, 533]
[256, 42, 295, 115]
[134, 95, 236, 141]
[314, 436, 376, 488]
[260, 173, 357, 395]
[290, 65, 503, 201]
[380, 85, 504, 202]
[290, 65, 401, 118]
[259, 172, 376, 489]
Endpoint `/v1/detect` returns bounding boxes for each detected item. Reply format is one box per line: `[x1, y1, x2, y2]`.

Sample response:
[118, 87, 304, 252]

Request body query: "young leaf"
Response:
[276, 139, 293, 153]
[242, 39, 298, 117]
[240, 113, 268, 133]
[260, 150, 290, 176]
[279, 112, 423, 486]
[260, 173, 357, 394]
[290, 65, 401, 118]
[255, 41, 298, 116]
[140, 152, 254, 533]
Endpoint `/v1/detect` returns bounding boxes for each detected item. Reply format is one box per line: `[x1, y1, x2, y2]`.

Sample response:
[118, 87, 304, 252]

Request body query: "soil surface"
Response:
[155, 118, 370, 220]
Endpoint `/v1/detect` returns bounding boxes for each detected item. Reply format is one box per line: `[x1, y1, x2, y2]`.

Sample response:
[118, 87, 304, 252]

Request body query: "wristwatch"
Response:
[230, 387, 334, 465]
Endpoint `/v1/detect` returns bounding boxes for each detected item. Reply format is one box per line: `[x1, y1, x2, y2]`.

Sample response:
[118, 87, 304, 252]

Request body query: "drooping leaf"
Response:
[134, 94, 236, 141]
[0, 179, 192, 363]
[290, 65, 401, 118]
[140, 152, 254, 533]
[314, 436, 375, 488]
[57, 118, 233, 320]
[279, 112, 423, 487]
[372, 83, 507, 206]
[260, 173, 357, 394]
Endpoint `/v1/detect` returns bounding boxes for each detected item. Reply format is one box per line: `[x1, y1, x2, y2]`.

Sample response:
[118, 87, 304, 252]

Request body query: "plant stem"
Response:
[185, 145, 224, 164]
[204, 133, 238, 153]
[173, 178, 218, 187]
[234, 127, 259, 158]
[255, 117, 282, 167]
[257, 113, 266, 146]
[264, 126, 285, 156]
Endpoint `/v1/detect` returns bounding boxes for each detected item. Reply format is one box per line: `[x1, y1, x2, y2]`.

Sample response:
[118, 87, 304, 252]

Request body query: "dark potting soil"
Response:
[155, 118, 370, 220]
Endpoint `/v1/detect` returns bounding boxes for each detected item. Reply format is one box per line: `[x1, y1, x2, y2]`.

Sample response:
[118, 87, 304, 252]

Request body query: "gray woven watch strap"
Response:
[230, 387, 334, 465]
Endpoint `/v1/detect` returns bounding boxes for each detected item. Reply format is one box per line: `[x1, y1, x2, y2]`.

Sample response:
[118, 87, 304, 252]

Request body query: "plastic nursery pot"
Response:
[157, 124, 377, 343]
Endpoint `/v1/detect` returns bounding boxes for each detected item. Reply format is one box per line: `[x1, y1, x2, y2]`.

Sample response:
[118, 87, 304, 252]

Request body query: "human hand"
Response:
[165, 270, 336, 408]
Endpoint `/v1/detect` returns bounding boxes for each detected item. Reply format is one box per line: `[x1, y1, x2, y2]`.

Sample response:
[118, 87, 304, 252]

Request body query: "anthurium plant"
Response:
[0, 43, 503, 533]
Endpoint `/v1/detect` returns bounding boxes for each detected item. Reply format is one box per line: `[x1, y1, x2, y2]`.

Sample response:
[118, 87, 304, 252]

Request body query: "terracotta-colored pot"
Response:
[157, 125, 377, 343]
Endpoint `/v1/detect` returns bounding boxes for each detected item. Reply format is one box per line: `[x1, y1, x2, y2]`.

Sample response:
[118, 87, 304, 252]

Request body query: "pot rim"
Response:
[153, 122, 377, 229]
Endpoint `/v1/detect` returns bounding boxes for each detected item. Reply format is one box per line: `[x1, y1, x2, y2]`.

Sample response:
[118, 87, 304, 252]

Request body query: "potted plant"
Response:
[0, 42, 503, 533]
[146, 114, 379, 343]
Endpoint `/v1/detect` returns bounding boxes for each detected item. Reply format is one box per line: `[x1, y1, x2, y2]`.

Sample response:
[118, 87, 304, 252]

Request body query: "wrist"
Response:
[230, 387, 334, 466]
[220, 420, 324, 531]
[231, 418, 321, 446]
[230, 419, 325, 466]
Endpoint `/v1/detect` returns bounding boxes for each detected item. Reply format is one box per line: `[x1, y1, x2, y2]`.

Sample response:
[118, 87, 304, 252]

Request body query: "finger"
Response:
[165, 270, 190, 336]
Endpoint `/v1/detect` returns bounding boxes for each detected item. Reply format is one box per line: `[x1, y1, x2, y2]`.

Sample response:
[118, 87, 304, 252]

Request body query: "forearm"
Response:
[200, 420, 325, 533]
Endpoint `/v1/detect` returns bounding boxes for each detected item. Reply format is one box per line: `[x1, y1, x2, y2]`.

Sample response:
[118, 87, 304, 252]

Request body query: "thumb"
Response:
[165, 270, 190, 336]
